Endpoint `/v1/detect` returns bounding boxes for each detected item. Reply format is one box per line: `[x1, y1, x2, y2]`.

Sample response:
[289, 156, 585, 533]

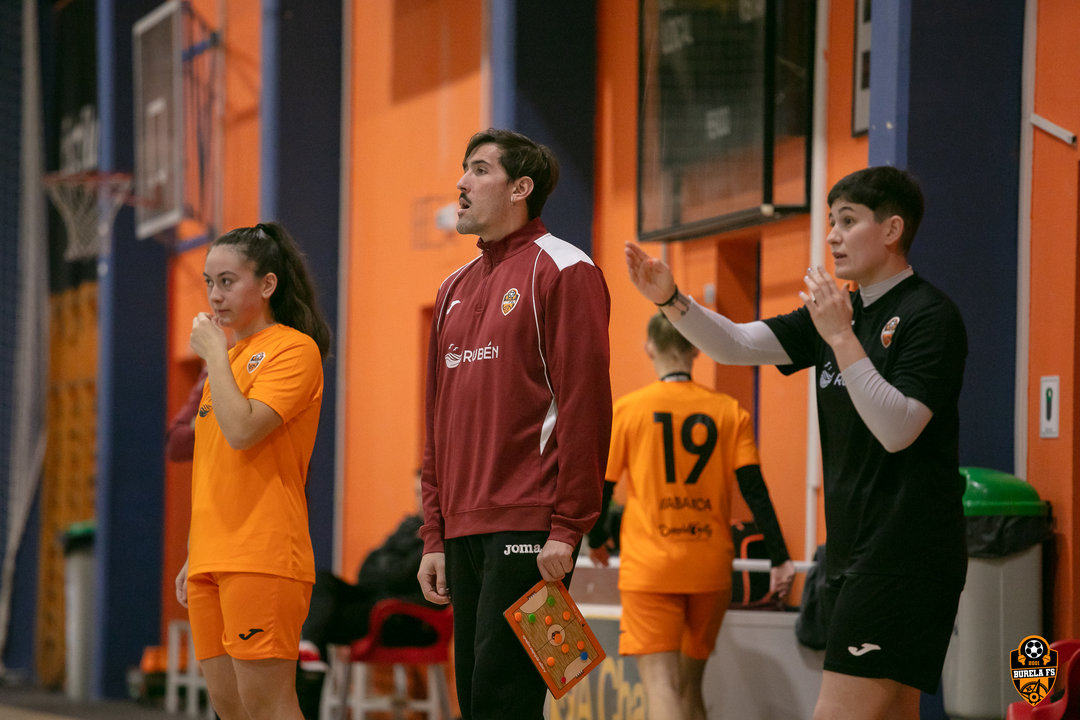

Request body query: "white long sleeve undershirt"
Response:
[840, 357, 932, 452]
[672, 285, 932, 453]
[673, 301, 791, 366]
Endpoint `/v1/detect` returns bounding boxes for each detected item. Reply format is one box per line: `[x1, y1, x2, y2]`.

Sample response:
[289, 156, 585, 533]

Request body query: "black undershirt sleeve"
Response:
[586, 480, 617, 548]
[735, 464, 791, 566]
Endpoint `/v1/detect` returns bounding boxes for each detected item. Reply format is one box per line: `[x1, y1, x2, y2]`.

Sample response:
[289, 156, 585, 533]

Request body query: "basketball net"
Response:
[43, 170, 132, 261]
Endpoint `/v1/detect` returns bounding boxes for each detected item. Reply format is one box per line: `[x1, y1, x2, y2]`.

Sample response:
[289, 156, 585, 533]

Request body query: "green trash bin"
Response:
[62, 519, 96, 702]
[942, 468, 1051, 720]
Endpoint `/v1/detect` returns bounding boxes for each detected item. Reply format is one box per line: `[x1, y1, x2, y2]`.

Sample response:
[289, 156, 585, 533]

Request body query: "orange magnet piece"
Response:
[514, 612, 523, 622]
[545, 615, 553, 625]
[562, 644, 570, 653]
[577, 640, 585, 651]
[562, 611, 572, 621]
[546, 656, 556, 667]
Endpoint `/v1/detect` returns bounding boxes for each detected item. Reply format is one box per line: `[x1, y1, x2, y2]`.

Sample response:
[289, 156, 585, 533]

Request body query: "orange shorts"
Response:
[619, 588, 732, 660]
[186, 571, 313, 662]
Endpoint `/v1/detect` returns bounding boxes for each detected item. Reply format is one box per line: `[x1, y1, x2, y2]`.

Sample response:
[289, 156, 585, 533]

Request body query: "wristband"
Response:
[656, 285, 680, 308]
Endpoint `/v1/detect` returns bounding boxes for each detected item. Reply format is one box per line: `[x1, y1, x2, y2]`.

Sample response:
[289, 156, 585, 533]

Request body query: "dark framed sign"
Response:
[852, 0, 871, 135]
[638, 0, 815, 243]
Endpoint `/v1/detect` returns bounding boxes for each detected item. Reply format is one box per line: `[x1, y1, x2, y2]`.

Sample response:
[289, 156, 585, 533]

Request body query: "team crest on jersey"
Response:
[501, 288, 520, 316]
[1011, 635, 1057, 706]
[881, 317, 900, 348]
[246, 352, 266, 373]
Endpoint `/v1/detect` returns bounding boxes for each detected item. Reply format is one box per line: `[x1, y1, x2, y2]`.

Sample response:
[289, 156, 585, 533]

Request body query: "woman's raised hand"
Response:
[624, 242, 677, 304]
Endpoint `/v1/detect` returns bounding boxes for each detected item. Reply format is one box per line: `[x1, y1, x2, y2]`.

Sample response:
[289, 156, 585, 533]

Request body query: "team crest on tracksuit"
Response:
[502, 288, 521, 316]
[881, 317, 900, 348]
[247, 352, 266, 373]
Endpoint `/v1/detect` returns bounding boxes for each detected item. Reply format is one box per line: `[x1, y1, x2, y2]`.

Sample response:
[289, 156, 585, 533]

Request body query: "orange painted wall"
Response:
[340, 0, 488, 576]
[1028, 0, 1080, 640]
[595, 0, 652, 409]
[159, 0, 263, 640]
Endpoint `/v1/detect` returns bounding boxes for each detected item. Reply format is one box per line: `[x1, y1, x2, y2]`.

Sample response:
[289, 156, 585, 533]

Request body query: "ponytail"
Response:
[212, 222, 332, 359]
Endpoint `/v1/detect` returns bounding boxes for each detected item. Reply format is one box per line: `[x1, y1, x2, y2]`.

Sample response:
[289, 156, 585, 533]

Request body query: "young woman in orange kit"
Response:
[175, 222, 330, 720]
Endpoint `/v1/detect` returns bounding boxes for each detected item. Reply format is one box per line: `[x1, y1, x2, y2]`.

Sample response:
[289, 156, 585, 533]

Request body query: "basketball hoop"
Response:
[43, 170, 133, 261]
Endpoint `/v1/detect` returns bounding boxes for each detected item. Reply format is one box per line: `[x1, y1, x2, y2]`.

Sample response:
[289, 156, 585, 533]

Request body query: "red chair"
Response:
[320, 599, 454, 720]
[1006, 639, 1080, 720]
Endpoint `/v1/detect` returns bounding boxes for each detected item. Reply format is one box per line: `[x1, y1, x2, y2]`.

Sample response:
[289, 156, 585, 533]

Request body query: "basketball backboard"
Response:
[133, 1, 222, 243]
[133, 1, 183, 239]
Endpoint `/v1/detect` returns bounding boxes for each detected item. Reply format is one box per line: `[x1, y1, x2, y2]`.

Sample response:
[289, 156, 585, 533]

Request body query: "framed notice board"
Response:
[638, 0, 815, 242]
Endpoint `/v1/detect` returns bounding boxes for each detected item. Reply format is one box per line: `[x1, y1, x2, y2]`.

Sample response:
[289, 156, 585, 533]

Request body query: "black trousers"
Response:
[444, 532, 578, 720]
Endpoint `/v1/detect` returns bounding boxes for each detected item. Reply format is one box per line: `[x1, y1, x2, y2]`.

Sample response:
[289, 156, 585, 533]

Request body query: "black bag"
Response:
[303, 570, 376, 654]
[357, 515, 427, 600]
[965, 514, 1052, 558]
[730, 521, 771, 607]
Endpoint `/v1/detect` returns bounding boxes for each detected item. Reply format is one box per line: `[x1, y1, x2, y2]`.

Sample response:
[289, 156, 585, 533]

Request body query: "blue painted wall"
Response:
[273, 0, 342, 573]
[491, 0, 597, 256]
[906, 0, 1024, 472]
[92, 0, 168, 698]
[867, 0, 1023, 473]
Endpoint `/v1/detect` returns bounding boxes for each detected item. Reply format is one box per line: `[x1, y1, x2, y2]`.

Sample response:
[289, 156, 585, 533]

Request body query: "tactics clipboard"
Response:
[503, 579, 606, 699]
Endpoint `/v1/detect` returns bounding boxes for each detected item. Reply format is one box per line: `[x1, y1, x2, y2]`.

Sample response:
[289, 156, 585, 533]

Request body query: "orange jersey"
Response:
[189, 324, 323, 582]
[607, 380, 760, 593]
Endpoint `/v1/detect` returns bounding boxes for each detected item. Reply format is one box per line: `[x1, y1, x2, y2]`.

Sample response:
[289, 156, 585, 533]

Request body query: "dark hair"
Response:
[212, 222, 332, 359]
[463, 128, 559, 219]
[647, 313, 694, 356]
[827, 166, 925, 255]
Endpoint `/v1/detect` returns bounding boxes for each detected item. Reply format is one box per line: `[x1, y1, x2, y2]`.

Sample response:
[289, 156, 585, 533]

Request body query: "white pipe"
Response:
[1030, 112, 1075, 146]
[733, 558, 817, 574]
[804, 0, 830, 561]
[574, 556, 817, 574]
[1015, 0, 1036, 477]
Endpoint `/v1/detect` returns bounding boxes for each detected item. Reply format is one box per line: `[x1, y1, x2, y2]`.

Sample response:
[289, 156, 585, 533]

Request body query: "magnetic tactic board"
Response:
[503, 580, 605, 699]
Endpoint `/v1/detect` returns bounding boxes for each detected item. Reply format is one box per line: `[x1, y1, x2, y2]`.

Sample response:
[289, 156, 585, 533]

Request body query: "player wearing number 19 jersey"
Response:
[609, 380, 760, 594]
[591, 314, 791, 720]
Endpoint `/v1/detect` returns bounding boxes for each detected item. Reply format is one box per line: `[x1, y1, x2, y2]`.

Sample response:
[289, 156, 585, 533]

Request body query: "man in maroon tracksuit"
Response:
[417, 129, 612, 720]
